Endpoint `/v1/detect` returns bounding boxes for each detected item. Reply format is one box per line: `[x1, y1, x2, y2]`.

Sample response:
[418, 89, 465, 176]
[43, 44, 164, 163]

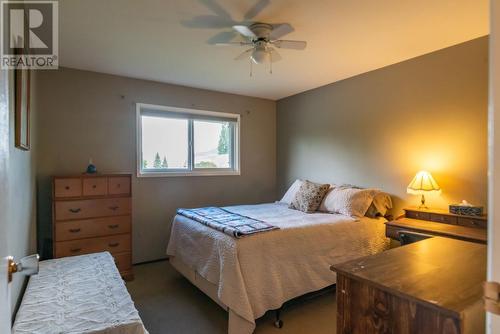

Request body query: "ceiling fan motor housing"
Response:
[249, 23, 273, 41]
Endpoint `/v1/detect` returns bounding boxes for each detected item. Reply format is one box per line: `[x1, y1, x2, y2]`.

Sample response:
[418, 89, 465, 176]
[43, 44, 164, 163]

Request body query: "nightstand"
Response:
[385, 207, 487, 244]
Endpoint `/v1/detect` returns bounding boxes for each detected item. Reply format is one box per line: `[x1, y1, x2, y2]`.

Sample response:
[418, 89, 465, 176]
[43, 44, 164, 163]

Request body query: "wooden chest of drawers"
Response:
[52, 174, 133, 280]
[332, 237, 486, 334]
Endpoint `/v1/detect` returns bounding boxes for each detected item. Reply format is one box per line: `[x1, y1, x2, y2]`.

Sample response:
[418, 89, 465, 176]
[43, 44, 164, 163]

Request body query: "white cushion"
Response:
[320, 187, 377, 217]
[279, 179, 303, 205]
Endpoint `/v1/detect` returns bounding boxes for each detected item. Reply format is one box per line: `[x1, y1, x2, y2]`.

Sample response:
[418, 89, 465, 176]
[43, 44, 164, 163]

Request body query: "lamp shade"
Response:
[407, 170, 441, 195]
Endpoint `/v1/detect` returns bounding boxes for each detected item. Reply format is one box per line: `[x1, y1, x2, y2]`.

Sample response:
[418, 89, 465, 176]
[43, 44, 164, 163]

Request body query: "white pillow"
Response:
[336, 184, 393, 217]
[279, 179, 303, 205]
[320, 187, 377, 217]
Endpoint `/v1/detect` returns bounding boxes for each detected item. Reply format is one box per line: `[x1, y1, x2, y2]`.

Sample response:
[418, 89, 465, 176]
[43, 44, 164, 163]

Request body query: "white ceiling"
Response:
[59, 0, 489, 100]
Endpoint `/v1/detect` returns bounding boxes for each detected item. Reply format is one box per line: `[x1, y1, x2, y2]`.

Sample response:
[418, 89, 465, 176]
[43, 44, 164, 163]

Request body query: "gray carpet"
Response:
[126, 260, 337, 334]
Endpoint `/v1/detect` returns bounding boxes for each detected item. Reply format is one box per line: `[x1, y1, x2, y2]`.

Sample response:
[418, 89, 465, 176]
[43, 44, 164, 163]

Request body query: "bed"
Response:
[166, 202, 390, 334]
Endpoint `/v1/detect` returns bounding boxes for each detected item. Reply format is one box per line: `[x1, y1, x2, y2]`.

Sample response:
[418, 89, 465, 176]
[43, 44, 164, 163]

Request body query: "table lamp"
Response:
[407, 170, 441, 209]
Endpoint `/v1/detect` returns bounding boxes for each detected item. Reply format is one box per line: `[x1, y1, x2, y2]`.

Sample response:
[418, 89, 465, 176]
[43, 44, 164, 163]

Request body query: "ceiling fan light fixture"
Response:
[250, 46, 269, 64]
[212, 20, 306, 71]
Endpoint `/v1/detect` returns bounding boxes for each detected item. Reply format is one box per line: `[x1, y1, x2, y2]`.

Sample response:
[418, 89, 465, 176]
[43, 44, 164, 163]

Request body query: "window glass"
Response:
[194, 120, 232, 169]
[141, 116, 188, 170]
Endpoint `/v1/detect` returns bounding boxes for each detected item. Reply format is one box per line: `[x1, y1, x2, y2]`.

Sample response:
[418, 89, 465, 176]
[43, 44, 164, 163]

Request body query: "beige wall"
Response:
[277, 37, 489, 215]
[34, 68, 276, 263]
[3, 70, 37, 315]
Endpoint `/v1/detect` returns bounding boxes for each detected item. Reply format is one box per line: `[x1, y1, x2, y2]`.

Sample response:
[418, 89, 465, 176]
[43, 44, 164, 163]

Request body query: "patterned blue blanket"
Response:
[176, 207, 279, 238]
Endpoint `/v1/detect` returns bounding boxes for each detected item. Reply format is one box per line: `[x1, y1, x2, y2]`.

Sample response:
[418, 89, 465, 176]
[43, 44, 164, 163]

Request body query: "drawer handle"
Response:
[108, 224, 119, 229]
[70, 248, 81, 253]
[109, 206, 119, 211]
[92, 185, 97, 189]
[69, 228, 81, 233]
[108, 242, 120, 247]
[69, 208, 81, 213]
[471, 221, 478, 226]
[65, 186, 70, 190]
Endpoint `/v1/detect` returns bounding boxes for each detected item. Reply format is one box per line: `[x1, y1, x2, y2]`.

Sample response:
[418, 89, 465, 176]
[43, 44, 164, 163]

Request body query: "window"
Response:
[137, 103, 240, 177]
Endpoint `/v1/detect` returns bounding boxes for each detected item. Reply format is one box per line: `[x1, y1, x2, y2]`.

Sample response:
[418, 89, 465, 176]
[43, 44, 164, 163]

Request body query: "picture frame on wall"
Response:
[15, 69, 30, 150]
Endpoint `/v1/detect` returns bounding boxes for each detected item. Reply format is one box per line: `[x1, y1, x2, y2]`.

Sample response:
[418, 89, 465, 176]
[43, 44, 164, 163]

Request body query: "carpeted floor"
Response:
[126, 260, 337, 334]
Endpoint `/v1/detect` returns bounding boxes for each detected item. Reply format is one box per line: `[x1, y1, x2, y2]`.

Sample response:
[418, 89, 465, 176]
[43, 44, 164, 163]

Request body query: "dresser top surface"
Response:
[53, 173, 132, 178]
[331, 237, 486, 315]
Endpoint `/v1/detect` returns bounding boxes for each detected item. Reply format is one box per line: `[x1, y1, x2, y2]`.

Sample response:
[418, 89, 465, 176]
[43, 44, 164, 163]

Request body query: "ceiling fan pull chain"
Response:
[270, 54, 273, 74]
[249, 59, 253, 77]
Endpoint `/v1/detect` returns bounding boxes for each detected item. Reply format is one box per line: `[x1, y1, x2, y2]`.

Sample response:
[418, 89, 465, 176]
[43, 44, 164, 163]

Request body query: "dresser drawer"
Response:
[386, 226, 402, 240]
[430, 214, 457, 225]
[55, 197, 131, 221]
[55, 234, 131, 258]
[108, 176, 131, 195]
[457, 217, 487, 229]
[113, 252, 132, 272]
[55, 216, 131, 241]
[54, 178, 82, 198]
[405, 210, 431, 220]
[83, 177, 108, 196]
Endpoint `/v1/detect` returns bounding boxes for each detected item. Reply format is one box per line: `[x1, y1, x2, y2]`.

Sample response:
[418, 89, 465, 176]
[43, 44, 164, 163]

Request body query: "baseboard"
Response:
[133, 257, 169, 266]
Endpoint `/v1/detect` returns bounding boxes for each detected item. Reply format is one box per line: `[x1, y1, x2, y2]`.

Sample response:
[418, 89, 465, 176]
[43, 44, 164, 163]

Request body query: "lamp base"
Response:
[418, 194, 429, 210]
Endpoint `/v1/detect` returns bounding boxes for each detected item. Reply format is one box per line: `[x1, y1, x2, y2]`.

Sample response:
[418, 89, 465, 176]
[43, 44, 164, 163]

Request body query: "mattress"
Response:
[167, 202, 389, 334]
[12, 252, 147, 334]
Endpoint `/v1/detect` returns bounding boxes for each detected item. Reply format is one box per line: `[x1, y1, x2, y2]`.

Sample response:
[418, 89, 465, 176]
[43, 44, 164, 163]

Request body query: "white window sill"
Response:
[137, 170, 241, 178]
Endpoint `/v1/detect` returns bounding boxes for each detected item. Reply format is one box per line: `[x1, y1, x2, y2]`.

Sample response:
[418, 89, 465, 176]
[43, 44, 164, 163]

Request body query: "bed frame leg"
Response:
[274, 308, 283, 329]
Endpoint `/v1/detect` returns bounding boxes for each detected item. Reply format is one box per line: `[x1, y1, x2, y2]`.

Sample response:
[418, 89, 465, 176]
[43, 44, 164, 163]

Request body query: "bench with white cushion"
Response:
[13, 252, 147, 334]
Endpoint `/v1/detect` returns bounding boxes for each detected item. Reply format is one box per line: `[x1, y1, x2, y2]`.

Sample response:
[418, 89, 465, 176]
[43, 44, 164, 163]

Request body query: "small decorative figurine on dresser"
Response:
[86, 158, 97, 174]
[449, 200, 484, 216]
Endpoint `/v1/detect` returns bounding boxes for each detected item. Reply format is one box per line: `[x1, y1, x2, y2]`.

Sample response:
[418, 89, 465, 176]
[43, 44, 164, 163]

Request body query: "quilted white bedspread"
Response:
[166, 203, 389, 334]
[13, 252, 147, 334]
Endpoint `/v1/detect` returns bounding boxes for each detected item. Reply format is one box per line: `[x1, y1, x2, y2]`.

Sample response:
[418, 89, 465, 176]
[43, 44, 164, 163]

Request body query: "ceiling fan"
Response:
[216, 23, 307, 65]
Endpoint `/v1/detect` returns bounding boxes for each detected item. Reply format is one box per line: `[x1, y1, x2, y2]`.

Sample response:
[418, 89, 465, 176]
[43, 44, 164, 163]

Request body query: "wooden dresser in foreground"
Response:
[52, 174, 133, 280]
[331, 237, 486, 334]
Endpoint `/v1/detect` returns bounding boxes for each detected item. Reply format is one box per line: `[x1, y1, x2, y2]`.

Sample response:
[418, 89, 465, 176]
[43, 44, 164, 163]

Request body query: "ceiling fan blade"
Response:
[270, 23, 294, 40]
[233, 25, 257, 38]
[200, 0, 232, 19]
[268, 48, 282, 62]
[243, 0, 270, 20]
[207, 31, 237, 45]
[181, 15, 235, 29]
[235, 48, 254, 60]
[272, 40, 307, 50]
[216, 42, 253, 46]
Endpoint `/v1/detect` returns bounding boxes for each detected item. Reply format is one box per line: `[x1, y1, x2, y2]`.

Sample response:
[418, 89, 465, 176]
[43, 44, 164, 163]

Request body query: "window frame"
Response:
[136, 103, 240, 177]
